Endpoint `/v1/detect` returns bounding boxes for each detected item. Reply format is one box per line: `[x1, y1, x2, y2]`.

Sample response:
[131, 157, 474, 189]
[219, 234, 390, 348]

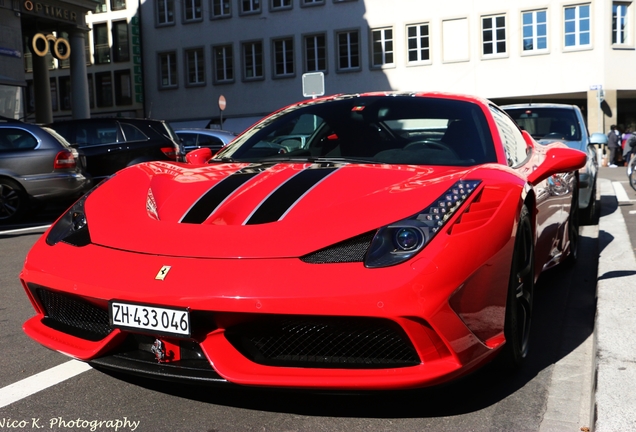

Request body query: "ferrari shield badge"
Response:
[155, 266, 171, 280]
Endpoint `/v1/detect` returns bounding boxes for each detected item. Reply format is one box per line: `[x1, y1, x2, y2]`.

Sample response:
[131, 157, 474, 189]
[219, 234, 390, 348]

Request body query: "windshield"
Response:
[215, 96, 497, 166]
[504, 107, 583, 143]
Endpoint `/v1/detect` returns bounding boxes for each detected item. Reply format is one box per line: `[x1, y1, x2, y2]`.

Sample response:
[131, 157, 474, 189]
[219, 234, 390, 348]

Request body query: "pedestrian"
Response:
[607, 124, 621, 167]
[622, 127, 635, 163]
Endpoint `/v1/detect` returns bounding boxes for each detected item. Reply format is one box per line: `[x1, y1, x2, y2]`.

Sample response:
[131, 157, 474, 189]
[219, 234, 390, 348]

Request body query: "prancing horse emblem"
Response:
[155, 265, 171, 280]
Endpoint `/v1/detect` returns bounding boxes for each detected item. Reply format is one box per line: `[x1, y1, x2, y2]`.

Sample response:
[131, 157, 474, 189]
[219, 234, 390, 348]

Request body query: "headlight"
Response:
[46, 178, 111, 247]
[365, 180, 481, 268]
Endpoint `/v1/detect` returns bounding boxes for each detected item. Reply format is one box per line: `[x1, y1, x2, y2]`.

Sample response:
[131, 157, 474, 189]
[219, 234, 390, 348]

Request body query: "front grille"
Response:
[35, 287, 111, 341]
[300, 231, 376, 264]
[225, 316, 420, 368]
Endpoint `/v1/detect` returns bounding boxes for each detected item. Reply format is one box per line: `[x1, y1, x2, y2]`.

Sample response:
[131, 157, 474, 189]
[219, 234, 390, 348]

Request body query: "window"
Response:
[336, 30, 360, 71]
[242, 41, 263, 80]
[371, 27, 394, 68]
[301, 0, 324, 5]
[482, 15, 506, 56]
[613, 2, 629, 45]
[94, 0, 107, 13]
[213, 44, 234, 83]
[156, 0, 175, 25]
[159, 51, 178, 88]
[59, 76, 71, 111]
[522, 10, 548, 52]
[490, 106, 529, 167]
[121, 123, 148, 142]
[110, 0, 126, 11]
[304, 34, 326, 72]
[50, 78, 58, 111]
[112, 20, 130, 62]
[271, 0, 291, 10]
[406, 23, 430, 64]
[185, 48, 205, 85]
[114, 70, 132, 105]
[240, 0, 260, 14]
[95, 72, 113, 107]
[212, 0, 231, 18]
[0, 128, 38, 151]
[273, 37, 294, 77]
[564, 4, 591, 47]
[87, 74, 94, 108]
[184, 0, 202, 21]
[93, 23, 111, 64]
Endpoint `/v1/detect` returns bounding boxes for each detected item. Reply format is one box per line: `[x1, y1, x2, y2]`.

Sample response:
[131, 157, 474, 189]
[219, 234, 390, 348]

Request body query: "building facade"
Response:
[0, 0, 143, 122]
[140, 0, 636, 134]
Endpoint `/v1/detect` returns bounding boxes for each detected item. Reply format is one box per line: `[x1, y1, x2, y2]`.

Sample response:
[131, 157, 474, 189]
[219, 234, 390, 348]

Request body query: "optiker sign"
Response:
[23, 0, 78, 23]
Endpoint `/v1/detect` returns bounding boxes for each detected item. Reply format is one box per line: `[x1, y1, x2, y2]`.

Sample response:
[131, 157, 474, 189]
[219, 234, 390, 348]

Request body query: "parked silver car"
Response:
[0, 118, 90, 223]
[502, 103, 600, 223]
[175, 128, 237, 153]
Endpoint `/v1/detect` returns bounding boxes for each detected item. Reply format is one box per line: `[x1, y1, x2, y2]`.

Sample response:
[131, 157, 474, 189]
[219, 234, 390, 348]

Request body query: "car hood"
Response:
[84, 161, 503, 258]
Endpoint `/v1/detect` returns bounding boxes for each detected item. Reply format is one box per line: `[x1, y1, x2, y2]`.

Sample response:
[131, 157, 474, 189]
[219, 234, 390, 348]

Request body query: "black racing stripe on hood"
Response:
[245, 166, 339, 225]
[180, 164, 273, 224]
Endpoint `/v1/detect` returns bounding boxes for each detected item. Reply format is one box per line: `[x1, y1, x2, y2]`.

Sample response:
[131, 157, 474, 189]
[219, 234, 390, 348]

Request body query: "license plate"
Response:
[110, 301, 190, 337]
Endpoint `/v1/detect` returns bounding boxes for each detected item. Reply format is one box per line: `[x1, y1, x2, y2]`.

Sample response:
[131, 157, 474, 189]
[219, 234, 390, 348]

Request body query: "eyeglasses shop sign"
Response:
[23, 0, 79, 23]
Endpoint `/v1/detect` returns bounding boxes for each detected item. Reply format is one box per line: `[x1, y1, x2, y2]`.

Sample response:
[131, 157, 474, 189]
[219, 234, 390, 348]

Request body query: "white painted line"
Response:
[612, 181, 632, 203]
[0, 225, 51, 235]
[0, 360, 92, 408]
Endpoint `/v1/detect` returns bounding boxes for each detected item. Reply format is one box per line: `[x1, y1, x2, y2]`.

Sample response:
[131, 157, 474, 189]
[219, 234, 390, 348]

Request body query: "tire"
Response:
[497, 205, 535, 370]
[579, 182, 597, 226]
[566, 184, 580, 265]
[0, 178, 29, 224]
[630, 161, 636, 192]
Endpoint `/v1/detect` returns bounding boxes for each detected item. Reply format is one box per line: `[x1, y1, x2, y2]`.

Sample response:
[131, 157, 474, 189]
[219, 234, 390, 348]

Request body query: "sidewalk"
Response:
[594, 177, 636, 431]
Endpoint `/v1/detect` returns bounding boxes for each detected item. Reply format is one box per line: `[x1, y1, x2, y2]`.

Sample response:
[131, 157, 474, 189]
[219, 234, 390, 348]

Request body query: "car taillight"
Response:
[54, 150, 76, 169]
[161, 146, 178, 161]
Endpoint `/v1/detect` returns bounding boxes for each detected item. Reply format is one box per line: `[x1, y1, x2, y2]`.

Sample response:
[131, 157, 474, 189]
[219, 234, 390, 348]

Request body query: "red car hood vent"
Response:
[449, 186, 509, 235]
[88, 161, 472, 258]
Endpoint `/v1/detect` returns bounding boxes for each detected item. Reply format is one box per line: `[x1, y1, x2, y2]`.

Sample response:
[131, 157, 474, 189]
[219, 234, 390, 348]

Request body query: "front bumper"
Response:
[21, 226, 512, 390]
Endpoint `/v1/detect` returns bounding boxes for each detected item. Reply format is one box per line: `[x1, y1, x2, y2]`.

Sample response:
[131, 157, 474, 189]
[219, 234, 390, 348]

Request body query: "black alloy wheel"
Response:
[0, 178, 27, 223]
[497, 205, 535, 370]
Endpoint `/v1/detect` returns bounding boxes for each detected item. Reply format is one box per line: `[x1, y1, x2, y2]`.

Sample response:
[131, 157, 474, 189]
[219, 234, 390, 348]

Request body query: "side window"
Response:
[0, 128, 38, 151]
[121, 123, 149, 142]
[490, 106, 529, 167]
[178, 132, 197, 146]
[197, 135, 223, 147]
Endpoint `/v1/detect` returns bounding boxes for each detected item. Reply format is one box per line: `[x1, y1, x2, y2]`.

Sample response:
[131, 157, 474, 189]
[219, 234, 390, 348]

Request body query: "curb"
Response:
[593, 178, 636, 431]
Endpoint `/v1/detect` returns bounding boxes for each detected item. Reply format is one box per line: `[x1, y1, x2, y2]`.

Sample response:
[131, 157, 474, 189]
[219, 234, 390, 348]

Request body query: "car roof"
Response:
[500, 103, 579, 110]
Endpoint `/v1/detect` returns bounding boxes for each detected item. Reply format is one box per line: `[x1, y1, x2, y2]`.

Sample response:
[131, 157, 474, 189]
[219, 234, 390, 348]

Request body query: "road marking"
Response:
[0, 360, 92, 408]
[612, 181, 632, 203]
[0, 225, 51, 236]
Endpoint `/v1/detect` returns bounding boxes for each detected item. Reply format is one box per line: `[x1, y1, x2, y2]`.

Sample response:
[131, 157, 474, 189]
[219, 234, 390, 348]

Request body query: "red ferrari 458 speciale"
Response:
[20, 92, 586, 390]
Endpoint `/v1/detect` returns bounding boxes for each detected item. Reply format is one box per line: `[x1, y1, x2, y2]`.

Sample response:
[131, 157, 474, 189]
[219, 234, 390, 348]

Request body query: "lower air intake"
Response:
[225, 316, 420, 368]
[34, 286, 111, 341]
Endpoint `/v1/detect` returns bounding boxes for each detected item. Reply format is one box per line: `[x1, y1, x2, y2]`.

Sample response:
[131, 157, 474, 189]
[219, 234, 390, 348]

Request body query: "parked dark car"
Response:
[48, 118, 183, 182]
[174, 128, 237, 153]
[0, 118, 90, 223]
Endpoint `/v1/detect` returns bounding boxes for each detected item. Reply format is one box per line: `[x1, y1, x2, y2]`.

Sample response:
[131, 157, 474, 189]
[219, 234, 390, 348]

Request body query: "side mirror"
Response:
[590, 132, 608, 146]
[185, 147, 213, 165]
[527, 147, 587, 185]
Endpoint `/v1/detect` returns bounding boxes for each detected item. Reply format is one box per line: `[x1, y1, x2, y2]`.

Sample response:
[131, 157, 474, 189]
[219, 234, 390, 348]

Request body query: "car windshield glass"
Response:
[505, 107, 582, 142]
[214, 96, 497, 166]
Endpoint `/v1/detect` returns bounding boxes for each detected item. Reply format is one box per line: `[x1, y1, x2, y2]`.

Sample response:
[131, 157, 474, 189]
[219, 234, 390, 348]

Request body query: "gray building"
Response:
[140, 0, 636, 135]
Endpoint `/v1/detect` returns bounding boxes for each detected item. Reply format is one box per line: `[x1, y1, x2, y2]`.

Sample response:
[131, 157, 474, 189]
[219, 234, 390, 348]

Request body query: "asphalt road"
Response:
[0, 189, 600, 431]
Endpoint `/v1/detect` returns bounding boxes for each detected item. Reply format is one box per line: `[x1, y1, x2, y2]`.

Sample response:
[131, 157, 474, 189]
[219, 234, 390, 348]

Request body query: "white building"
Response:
[139, 0, 636, 135]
